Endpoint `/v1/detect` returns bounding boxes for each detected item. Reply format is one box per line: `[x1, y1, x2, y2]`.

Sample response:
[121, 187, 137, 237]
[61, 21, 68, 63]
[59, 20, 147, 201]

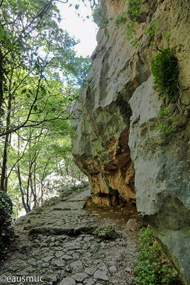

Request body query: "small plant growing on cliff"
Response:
[144, 21, 158, 45]
[157, 107, 174, 134]
[152, 48, 179, 99]
[115, 11, 128, 27]
[115, 0, 142, 27]
[134, 227, 181, 285]
[128, 0, 142, 20]
[92, 3, 112, 36]
[115, 0, 142, 47]
[164, 31, 171, 47]
[92, 5, 103, 26]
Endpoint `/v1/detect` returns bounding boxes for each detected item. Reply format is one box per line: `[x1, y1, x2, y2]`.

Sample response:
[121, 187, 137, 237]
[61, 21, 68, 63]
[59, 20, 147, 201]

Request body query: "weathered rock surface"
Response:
[0, 190, 138, 285]
[72, 0, 190, 283]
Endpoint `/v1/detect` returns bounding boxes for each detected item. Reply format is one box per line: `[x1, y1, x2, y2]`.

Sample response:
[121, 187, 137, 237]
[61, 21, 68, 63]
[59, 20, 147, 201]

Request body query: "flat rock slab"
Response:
[68, 190, 91, 201]
[0, 190, 138, 285]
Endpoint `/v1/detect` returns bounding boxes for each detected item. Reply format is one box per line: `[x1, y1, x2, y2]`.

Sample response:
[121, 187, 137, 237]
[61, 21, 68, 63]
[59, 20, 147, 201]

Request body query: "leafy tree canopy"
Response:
[0, 0, 92, 203]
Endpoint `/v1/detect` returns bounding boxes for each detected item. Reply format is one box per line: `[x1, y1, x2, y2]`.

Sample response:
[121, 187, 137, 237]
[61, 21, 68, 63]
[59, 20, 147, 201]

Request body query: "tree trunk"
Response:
[1, 93, 12, 192]
[33, 162, 37, 208]
[0, 58, 13, 192]
[17, 164, 30, 213]
[0, 48, 3, 112]
[17, 133, 30, 213]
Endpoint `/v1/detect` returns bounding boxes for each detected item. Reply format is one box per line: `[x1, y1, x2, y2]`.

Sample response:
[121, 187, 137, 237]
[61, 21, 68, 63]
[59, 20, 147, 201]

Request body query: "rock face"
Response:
[72, 0, 190, 283]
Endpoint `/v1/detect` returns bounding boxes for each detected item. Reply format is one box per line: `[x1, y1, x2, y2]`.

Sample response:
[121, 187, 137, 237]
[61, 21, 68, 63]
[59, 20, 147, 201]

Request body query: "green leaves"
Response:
[92, 5, 103, 26]
[0, 0, 91, 219]
[33, 105, 38, 112]
[40, 86, 47, 96]
[128, 0, 142, 18]
[115, 0, 142, 47]
[152, 48, 179, 99]
[134, 228, 181, 285]
[115, 12, 128, 27]
[104, 28, 109, 37]
[0, 25, 4, 41]
[144, 21, 158, 38]
[116, 0, 142, 26]
[0, 0, 92, 136]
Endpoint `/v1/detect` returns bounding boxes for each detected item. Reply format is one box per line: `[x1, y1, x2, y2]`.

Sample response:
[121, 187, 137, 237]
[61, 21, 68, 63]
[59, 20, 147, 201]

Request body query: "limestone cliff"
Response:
[72, 0, 190, 284]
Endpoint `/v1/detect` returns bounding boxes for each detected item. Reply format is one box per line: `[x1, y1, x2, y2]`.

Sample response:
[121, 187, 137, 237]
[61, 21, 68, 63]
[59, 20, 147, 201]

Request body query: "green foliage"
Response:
[6, 111, 86, 214]
[116, 0, 142, 25]
[0, 0, 91, 208]
[115, 0, 142, 47]
[93, 0, 142, 45]
[8, 127, 72, 212]
[0, 0, 91, 135]
[104, 28, 109, 37]
[134, 228, 181, 285]
[40, 210, 46, 218]
[144, 21, 158, 45]
[152, 49, 179, 99]
[70, 56, 92, 86]
[130, 37, 139, 47]
[0, 190, 13, 260]
[164, 32, 171, 47]
[144, 21, 158, 37]
[128, 0, 142, 20]
[92, 5, 103, 26]
[92, 2, 112, 30]
[115, 12, 128, 27]
[94, 225, 118, 240]
[157, 107, 174, 134]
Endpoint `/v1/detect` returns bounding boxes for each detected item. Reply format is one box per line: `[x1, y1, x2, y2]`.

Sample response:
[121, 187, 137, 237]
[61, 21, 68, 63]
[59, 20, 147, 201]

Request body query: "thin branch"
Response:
[16, 128, 50, 141]
[3, 1, 53, 59]
[0, 0, 4, 7]
[176, 82, 182, 114]
[0, 112, 72, 137]
[54, 0, 68, 3]
[7, 139, 29, 179]
[156, 46, 163, 53]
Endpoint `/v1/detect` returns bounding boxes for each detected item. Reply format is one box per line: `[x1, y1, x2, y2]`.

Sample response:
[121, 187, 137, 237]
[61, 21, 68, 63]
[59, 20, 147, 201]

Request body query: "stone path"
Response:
[0, 190, 139, 285]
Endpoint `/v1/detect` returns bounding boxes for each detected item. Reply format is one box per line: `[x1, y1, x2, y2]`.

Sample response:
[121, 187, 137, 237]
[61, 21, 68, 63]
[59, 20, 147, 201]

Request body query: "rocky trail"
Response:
[0, 189, 140, 285]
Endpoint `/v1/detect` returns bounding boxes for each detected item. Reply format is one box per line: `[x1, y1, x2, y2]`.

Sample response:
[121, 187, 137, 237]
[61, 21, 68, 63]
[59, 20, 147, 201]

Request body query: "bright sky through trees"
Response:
[57, 1, 98, 56]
